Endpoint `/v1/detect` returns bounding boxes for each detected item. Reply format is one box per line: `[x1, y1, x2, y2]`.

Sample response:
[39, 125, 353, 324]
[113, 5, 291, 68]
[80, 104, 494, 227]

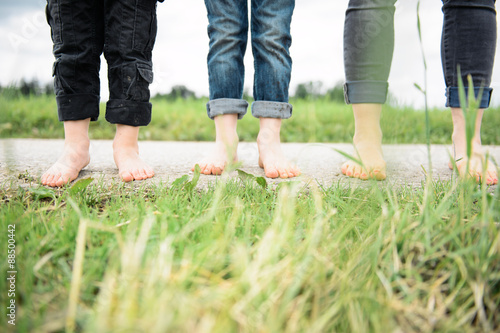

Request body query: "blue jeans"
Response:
[343, 0, 497, 108]
[204, 0, 295, 120]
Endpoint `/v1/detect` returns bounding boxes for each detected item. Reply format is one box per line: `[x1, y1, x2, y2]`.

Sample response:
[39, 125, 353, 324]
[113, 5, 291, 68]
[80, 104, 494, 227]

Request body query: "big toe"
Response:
[120, 171, 134, 182]
[55, 173, 73, 187]
[264, 166, 280, 179]
[372, 169, 386, 181]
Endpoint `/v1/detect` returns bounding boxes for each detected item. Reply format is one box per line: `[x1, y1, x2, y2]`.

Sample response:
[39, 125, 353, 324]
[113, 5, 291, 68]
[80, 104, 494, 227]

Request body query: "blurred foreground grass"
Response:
[2, 94, 500, 144]
[1, 176, 499, 332]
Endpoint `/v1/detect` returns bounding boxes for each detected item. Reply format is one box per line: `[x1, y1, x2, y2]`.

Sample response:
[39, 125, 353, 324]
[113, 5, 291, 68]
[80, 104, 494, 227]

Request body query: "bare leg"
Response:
[41, 119, 91, 187]
[449, 108, 498, 185]
[341, 104, 386, 180]
[257, 118, 300, 179]
[193, 114, 239, 175]
[113, 124, 154, 182]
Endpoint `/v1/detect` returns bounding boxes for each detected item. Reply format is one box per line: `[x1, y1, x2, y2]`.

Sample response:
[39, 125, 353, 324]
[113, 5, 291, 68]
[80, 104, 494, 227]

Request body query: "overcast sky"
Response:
[1, 0, 500, 108]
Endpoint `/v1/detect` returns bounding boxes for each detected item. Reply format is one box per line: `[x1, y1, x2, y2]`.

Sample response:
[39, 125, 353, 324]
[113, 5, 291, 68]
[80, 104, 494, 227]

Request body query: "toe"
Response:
[352, 165, 363, 179]
[213, 162, 225, 175]
[345, 164, 355, 177]
[56, 173, 72, 187]
[54, 176, 64, 187]
[44, 173, 53, 186]
[208, 165, 217, 175]
[278, 168, 289, 179]
[139, 168, 149, 180]
[41, 174, 48, 186]
[202, 165, 212, 175]
[372, 169, 386, 181]
[341, 162, 349, 175]
[290, 166, 301, 178]
[486, 170, 498, 185]
[359, 170, 369, 180]
[197, 163, 206, 174]
[49, 173, 61, 187]
[133, 169, 145, 180]
[265, 166, 279, 179]
[213, 166, 223, 175]
[120, 171, 134, 182]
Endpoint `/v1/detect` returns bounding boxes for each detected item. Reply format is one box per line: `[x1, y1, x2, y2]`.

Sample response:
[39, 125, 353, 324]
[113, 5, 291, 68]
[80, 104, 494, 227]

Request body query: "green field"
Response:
[1, 94, 499, 332]
[2, 94, 500, 144]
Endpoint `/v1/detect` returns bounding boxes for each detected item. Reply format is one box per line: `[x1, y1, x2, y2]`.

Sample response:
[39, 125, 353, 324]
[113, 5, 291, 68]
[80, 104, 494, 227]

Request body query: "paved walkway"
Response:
[1, 139, 499, 189]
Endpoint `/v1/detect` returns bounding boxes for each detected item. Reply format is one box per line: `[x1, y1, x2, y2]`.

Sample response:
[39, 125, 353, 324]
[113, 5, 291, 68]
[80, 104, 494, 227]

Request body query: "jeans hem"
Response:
[56, 94, 100, 122]
[251, 101, 292, 119]
[206, 98, 248, 120]
[344, 81, 389, 104]
[445, 87, 493, 108]
[105, 99, 152, 126]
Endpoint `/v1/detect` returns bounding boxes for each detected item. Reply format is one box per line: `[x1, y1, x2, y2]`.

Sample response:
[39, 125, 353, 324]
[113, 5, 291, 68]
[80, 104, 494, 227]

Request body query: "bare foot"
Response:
[341, 104, 386, 180]
[113, 124, 154, 182]
[257, 118, 300, 179]
[41, 119, 91, 187]
[450, 152, 498, 185]
[193, 114, 239, 175]
[449, 108, 498, 185]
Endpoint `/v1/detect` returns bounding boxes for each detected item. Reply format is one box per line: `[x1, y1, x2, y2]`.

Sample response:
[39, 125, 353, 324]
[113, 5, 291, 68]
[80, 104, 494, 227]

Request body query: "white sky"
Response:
[1, 0, 500, 108]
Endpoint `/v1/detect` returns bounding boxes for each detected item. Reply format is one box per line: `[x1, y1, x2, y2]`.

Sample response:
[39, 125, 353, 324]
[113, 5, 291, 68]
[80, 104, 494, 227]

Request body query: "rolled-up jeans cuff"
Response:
[344, 81, 389, 104]
[56, 94, 100, 122]
[206, 98, 248, 120]
[446, 87, 493, 108]
[105, 99, 152, 126]
[251, 101, 292, 119]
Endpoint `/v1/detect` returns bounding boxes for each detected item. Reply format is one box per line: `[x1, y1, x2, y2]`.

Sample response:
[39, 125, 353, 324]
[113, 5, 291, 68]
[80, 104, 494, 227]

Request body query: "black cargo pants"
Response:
[46, 0, 161, 126]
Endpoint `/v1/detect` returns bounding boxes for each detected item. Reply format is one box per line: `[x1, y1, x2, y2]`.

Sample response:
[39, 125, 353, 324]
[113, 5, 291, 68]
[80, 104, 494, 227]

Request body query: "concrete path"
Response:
[1, 139, 499, 189]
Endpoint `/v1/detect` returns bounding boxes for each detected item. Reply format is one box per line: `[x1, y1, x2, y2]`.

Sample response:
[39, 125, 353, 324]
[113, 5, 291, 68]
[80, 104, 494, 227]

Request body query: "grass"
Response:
[2, 94, 500, 144]
[0, 174, 499, 332]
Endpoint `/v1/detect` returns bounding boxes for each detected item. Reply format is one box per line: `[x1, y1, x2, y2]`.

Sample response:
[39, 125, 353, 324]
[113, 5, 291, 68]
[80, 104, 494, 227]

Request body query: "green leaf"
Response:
[185, 164, 201, 191]
[414, 83, 424, 94]
[237, 169, 267, 189]
[171, 175, 189, 188]
[237, 169, 254, 181]
[69, 178, 93, 195]
[255, 177, 267, 189]
[28, 186, 56, 200]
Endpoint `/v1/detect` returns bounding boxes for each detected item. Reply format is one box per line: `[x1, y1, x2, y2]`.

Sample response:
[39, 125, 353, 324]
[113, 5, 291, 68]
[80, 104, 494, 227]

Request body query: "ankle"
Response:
[257, 129, 281, 146]
[64, 136, 90, 152]
[353, 127, 382, 145]
[113, 139, 139, 152]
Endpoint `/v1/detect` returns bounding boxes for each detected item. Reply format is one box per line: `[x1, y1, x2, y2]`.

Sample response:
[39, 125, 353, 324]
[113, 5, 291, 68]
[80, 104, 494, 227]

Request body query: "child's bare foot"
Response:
[341, 104, 386, 180]
[41, 119, 91, 187]
[193, 114, 239, 175]
[257, 118, 300, 179]
[449, 108, 498, 185]
[113, 124, 154, 182]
